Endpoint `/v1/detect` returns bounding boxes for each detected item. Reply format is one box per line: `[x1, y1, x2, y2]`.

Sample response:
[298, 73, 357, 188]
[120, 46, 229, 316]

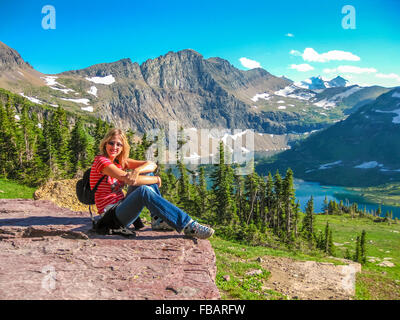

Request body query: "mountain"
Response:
[294, 75, 349, 90]
[0, 41, 46, 91]
[256, 88, 400, 187]
[0, 41, 393, 157]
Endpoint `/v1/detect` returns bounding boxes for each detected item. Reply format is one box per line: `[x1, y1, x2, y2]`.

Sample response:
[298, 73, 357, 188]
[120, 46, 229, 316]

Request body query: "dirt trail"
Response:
[259, 255, 361, 300]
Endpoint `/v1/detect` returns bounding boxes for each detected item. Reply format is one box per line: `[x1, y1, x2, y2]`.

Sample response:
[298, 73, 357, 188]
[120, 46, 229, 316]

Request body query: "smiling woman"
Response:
[89, 128, 215, 239]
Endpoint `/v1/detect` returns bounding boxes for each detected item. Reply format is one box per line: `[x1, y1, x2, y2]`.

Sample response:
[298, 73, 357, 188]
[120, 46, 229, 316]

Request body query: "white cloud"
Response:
[286, 33, 294, 37]
[302, 48, 360, 63]
[239, 57, 262, 69]
[376, 73, 400, 82]
[290, 49, 302, 56]
[290, 63, 314, 72]
[323, 65, 377, 74]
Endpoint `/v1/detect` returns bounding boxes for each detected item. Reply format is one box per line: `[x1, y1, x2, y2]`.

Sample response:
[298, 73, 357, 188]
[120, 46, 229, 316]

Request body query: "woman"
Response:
[90, 128, 214, 239]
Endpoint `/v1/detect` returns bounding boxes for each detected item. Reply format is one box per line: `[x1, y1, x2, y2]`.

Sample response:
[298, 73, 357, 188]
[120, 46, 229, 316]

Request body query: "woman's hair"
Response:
[99, 128, 130, 169]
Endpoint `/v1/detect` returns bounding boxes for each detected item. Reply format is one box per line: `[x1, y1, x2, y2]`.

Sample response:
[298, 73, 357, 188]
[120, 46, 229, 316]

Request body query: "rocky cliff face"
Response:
[60, 49, 292, 133]
[0, 41, 32, 71]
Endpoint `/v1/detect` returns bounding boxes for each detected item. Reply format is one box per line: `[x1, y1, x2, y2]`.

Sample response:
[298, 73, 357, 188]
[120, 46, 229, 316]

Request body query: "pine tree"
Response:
[302, 196, 315, 243]
[49, 107, 70, 176]
[210, 141, 238, 225]
[323, 195, 329, 215]
[282, 168, 296, 241]
[360, 230, 367, 264]
[68, 117, 94, 175]
[273, 170, 283, 235]
[196, 166, 209, 218]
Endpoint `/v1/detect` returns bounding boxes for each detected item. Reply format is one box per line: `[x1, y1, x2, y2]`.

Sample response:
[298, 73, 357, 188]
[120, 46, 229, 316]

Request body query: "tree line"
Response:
[1, 88, 368, 262]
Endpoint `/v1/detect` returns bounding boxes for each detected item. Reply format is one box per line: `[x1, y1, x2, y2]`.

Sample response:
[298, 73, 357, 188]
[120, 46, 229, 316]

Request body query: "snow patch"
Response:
[50, 86, 74, 94]
[319, 160, 342, 170]
[251, 93, 270, 102]
[274, 85, 315, 101]
[354, 161, 382, 169]
[392, 91, 400, 98]
[87, 86, 98, 97]
[81, 106, 94, 112]
[61, 98, 90, 105]
[85, 74, 115, 85]
[375, 108, 400, 124]
[278, 106, 287, 110]
[19, 93, 43, 105]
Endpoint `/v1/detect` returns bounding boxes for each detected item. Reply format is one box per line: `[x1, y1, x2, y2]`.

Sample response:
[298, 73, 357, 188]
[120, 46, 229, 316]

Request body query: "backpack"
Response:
[76, 168, 136, 238]
[76, 168, 106, 205]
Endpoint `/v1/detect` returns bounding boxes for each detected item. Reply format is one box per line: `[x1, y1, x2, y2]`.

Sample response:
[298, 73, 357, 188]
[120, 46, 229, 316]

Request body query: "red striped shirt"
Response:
[90, 155, 125, 214]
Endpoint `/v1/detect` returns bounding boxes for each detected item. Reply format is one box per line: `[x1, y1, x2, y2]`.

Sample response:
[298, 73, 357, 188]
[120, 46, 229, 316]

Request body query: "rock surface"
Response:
[0, 199, 220, 300]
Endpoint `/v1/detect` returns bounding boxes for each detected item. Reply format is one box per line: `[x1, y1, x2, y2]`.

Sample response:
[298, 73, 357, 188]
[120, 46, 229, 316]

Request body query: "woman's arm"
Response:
[102, 161, 161, 187]
[101, 163, 130, 184]
[126, 159, 157, 173]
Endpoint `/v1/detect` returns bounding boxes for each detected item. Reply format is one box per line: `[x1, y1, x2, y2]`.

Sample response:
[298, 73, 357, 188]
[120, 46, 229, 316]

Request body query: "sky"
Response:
[1, 0, 400, 87]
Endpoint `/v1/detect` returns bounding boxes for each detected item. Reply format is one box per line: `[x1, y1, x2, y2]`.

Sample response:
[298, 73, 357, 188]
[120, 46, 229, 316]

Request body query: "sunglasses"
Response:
[107, 141, 123, 148]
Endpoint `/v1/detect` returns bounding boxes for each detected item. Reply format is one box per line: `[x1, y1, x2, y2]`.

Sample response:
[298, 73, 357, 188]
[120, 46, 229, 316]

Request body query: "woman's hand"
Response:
[156, 176, 162, 188]
[126, 169, 140, 185]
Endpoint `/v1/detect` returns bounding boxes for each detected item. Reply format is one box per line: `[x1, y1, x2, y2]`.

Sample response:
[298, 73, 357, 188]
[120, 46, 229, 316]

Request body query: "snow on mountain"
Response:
[85, 74, 115, 85]
[87, 86, 98, 97]
[19, 92, 43, 104]
[375, 107, 400, 124]
[274, 85, 316, 101]
[60, 98, 90, 105]
[251, 93, 270, 102]
[294, 75, 349, 90]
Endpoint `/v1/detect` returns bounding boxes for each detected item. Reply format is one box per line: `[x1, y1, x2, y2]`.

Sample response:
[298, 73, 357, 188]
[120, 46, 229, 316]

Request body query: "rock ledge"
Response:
[0, 199, 220, 300]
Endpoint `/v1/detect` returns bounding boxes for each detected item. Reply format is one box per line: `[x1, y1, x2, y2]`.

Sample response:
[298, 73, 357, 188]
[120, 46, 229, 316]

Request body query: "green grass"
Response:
[209, 213, 400, 300]
[313, 213, 400, 300]
[0, 178, 36, 199]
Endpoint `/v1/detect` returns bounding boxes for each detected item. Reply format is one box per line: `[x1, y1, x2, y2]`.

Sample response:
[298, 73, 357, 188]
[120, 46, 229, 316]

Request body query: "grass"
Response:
[0, 178, 36, 199]
[209, 213, 400, 300]
[314, 213, 400, 300]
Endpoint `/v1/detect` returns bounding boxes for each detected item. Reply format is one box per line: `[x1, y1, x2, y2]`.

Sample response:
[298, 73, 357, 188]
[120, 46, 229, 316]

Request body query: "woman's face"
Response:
[106, 135, 124, 160]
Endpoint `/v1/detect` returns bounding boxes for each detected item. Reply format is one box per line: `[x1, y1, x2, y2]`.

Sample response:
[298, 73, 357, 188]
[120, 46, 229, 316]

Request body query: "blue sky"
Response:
[1, 0, 399, 87]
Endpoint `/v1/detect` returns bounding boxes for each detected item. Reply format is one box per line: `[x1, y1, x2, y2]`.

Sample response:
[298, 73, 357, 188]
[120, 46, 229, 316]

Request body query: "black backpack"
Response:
[76, 168, 106, 205]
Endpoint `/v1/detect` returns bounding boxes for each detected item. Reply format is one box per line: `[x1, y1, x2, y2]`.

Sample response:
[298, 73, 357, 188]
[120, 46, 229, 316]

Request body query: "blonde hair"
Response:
[99, 128, 130, 169]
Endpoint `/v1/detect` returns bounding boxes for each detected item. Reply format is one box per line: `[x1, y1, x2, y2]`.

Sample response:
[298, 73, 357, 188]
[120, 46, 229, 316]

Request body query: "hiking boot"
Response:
[183, 220, 215, 239]
[151, 215, 174, 231]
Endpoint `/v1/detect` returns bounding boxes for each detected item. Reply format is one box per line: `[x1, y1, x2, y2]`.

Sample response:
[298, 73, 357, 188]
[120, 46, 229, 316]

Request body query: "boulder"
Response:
[0, 199, 220, 300]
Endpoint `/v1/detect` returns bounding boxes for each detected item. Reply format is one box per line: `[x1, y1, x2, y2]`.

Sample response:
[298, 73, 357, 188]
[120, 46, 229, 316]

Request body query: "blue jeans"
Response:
[115, 173, 192, 232]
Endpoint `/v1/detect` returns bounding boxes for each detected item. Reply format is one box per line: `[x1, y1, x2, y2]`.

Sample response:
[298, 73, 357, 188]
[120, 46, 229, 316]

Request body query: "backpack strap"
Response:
[89, 174, 107, 228]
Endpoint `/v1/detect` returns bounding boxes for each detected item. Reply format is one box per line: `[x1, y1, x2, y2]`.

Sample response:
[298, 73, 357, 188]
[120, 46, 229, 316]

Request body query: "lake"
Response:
[294, 179, 400, 219]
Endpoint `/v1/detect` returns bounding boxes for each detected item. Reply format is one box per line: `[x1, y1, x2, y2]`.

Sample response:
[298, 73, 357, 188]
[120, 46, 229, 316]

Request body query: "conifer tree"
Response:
[196, 166, 209, 218]
[273, 170, 283, 234]
[210, 141, 238, 225]
[360, 230, 367, 264]
[354, 236, 362, 263]
[302, 196, 315, 242]
[323, 195, 329, 215]
[68, 117, 94, 175]
[282, 168, 296, 241]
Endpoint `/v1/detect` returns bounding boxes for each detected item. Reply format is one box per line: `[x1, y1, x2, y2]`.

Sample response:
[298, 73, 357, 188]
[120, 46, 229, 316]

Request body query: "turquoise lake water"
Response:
[294, 179, 400, 219]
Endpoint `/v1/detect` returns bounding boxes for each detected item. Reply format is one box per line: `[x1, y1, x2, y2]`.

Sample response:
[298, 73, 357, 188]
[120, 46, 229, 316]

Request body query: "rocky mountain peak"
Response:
[0, 41, 31, 71]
